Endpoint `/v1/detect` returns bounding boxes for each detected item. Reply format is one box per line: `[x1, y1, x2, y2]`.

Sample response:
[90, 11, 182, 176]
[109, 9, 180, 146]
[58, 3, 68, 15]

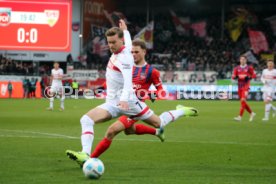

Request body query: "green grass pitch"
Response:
[0, 99, 276, 184]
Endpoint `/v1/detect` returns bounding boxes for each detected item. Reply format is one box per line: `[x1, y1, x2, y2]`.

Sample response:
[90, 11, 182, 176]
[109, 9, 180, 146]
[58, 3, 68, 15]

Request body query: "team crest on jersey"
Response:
[140, 73, 146, 80]
[0, 8, 11, 26]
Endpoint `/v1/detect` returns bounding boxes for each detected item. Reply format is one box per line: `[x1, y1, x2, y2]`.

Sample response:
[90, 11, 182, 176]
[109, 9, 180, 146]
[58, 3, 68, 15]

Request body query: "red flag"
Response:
[170, 10, 190, 35]
[191, 21, 207, 37]
[134, 21, 154, 49]
[248, 29, 269, 54]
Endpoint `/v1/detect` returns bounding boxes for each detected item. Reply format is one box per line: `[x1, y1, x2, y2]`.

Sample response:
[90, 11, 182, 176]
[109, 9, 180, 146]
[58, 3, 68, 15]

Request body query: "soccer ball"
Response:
[82, 158, 105, 179]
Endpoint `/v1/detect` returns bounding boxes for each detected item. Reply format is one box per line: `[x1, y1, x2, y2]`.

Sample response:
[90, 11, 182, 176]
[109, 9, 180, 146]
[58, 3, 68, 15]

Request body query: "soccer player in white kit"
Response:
[66, 20, 198, 166]
[261, 60, 276, 121]
[47, 62, 65, 111]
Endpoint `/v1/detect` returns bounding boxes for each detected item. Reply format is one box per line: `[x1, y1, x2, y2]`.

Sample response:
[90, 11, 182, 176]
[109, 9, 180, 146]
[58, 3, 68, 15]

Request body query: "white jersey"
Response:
[261, 68, 276, 92]
[51, 68, 63, 86]
[105, 30, 137, 105]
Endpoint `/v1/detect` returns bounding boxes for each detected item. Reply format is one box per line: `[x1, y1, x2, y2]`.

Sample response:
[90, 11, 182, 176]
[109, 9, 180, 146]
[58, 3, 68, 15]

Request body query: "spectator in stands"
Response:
[29, 78, 37, 98]
[22, 77, 30, 98]
[8, 81, 13, 98]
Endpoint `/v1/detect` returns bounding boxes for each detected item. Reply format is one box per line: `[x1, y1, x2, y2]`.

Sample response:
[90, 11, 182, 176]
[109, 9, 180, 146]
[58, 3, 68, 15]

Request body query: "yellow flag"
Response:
[225, 16, 245, 42]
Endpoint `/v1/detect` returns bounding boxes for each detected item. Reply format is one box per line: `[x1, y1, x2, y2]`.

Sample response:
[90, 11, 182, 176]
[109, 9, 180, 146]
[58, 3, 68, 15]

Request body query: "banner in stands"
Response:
[160, 71, 217, 84]
[163, 84, 271, 101]
[0, 75, 41, 81]
[83, 0, 117, 46]
[134, 21, 154, 49]
[67, 70, 99, 81]
[89, 25, 109, 57]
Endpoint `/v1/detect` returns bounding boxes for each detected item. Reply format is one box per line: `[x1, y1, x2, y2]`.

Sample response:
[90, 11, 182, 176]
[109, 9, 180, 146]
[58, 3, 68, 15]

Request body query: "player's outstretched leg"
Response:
[143, 105, 198, 130]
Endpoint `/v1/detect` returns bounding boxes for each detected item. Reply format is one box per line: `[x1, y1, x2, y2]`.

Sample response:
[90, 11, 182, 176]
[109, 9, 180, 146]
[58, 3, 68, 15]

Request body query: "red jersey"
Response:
[232, 65, 256, 90]
[132, 64, 165, 101]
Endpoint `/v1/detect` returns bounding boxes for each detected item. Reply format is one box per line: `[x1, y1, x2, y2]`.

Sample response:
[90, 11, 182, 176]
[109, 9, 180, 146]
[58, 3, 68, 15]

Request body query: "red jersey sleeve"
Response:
[151, 69, 166, 98]
[249, 66, 256, 79]
[232, 67, 238, 80]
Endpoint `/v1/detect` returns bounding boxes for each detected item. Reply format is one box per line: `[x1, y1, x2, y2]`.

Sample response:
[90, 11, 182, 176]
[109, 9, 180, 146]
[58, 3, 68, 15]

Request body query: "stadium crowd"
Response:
[0, 55, 35, 75]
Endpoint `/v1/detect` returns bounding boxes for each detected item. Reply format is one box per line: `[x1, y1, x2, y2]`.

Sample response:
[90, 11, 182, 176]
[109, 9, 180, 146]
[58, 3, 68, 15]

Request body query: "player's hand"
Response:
[244, 76, 251, 82]
[148, 92, 157, 103]
[118, 101, 129, 111]
[119, 19, 127, 30]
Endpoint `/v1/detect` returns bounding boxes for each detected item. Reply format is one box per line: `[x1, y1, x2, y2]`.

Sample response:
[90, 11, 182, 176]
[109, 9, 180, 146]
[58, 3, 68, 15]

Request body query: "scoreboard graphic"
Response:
[0, 0, 72, 51]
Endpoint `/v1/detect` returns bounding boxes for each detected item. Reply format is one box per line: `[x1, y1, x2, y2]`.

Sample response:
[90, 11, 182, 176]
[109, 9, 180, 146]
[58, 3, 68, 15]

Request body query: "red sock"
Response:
[239, 101, 246, 116]
[244, 102, 252, 113]
[90, 138, 112, 158]
[135, 124, 156, 135]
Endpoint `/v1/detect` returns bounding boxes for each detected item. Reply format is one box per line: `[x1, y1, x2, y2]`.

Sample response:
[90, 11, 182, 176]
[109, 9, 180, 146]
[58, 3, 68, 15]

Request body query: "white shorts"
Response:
[50, 84, 63, 94]
[98, 101, 153, 120]
[263, 90, 274, 101]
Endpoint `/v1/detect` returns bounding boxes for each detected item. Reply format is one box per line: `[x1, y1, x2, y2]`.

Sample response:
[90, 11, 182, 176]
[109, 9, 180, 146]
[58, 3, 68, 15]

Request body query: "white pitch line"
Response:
[0, 129, 276, 147]
[0, 129, 77, 139]
[0, 134, 74, 139]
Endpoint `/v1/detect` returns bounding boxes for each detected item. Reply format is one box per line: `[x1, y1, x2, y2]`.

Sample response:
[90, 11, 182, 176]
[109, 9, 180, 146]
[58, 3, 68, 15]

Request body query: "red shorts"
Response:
[238, 89, 249, 99]
[118, 115, 138, 129]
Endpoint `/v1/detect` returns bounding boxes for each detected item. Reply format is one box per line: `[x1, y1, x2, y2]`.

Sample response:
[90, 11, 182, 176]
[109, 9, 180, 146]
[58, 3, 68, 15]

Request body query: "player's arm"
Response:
[119, 19, 132, 51]
[150, 69, 166, 101]
[245, 66, 256, 81]
[232, 67, 238, 80]
[249, 66, 256, 79]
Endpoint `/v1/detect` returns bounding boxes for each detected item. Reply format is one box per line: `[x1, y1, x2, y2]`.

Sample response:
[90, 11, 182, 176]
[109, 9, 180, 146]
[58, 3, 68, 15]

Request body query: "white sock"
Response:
[265, 104, 272, 119]
[159, 110, 184, 127]
[60, 95, 65, 109]
[49, 98, 54, 108]
[80, 115, 94, 155]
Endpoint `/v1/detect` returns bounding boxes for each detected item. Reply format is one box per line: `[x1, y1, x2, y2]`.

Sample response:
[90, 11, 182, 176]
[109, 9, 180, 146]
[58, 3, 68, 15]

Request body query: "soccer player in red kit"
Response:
[232, 55, 256, 122]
